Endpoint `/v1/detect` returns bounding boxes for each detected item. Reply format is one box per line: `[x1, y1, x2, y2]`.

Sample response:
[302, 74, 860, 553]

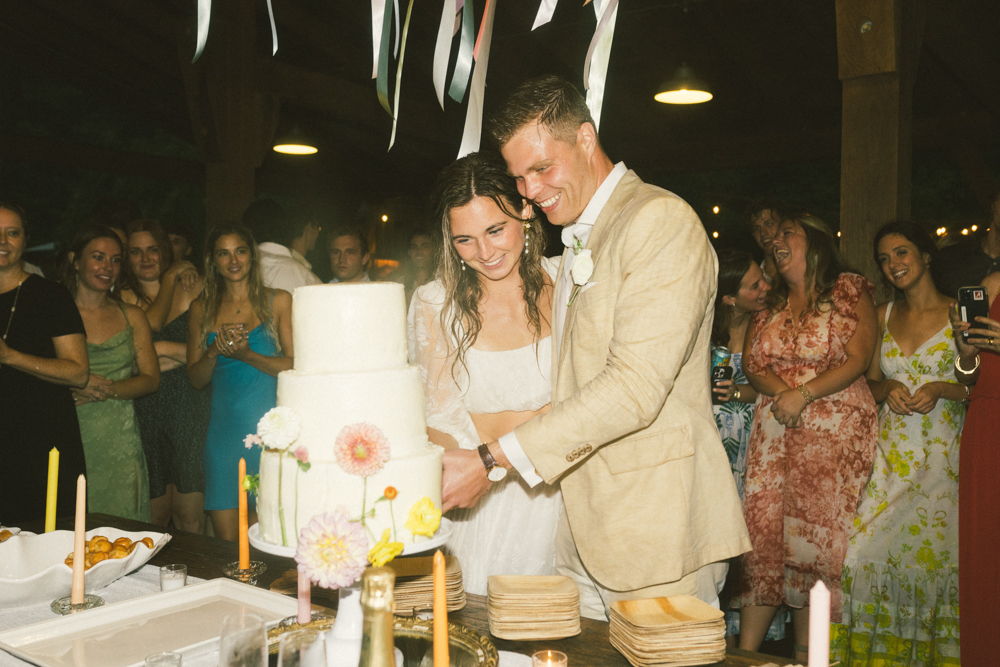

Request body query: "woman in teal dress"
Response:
[831, 221, 965, 666]
[187, 222, 294, 542]
[64, 226, 160, 521]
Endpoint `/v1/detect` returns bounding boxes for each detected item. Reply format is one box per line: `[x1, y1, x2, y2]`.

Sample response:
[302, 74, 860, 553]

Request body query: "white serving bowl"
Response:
[0, 527, 171, 609]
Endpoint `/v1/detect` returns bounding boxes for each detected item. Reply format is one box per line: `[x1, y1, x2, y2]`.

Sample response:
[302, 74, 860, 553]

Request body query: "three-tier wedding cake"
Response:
[256, 282, 443, 548]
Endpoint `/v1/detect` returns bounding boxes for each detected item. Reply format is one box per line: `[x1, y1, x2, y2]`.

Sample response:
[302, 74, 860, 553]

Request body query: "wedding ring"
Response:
[228, 340, 234, 346]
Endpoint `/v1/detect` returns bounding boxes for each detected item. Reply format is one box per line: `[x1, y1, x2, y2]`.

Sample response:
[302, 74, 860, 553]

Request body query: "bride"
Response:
[408, 152, 562, 595]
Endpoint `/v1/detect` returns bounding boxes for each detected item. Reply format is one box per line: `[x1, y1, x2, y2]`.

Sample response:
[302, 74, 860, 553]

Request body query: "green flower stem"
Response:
[294, 464, 299, 538]
[389, 499, 397, 542]
[278, 451, 288, 546]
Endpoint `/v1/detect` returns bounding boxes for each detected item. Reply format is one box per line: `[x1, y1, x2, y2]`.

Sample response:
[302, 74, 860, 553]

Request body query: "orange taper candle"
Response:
[238, 457, 249, 569]
[70, 474, 86, 604]
[433, 549, 448, 667]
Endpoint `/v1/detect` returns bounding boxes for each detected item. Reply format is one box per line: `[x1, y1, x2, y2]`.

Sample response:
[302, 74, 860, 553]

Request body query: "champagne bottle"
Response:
[359, 567, 396, 667]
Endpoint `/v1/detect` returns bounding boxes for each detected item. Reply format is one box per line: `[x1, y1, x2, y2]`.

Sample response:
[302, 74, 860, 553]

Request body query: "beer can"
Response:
[711, 346, 732, 368]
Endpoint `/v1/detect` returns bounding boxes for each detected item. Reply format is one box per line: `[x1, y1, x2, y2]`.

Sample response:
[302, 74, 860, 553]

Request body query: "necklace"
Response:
[3, 276, 26, 342]
[484, 284, 523, 297]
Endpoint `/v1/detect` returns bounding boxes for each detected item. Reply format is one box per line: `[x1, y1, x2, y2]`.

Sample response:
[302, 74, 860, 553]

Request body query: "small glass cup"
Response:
[278, 629, 326, 667]
[160, 564, 188, 591]
[145, 651, 183, 667]
[223, 561, 267, 586]
[219, 611, 267, 667]
[532, 650, 568, 667]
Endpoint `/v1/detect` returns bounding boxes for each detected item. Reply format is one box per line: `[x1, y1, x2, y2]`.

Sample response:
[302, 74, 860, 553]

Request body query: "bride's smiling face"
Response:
[449, 196, 527, 282]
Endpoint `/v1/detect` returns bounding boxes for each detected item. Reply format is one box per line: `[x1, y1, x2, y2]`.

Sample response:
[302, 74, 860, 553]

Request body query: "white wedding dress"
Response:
[407, 258, 563, 596]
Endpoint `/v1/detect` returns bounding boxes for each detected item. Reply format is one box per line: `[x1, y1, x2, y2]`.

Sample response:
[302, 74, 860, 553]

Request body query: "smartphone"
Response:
[711, 365, 735, 405]
[958, 286, 990, 342]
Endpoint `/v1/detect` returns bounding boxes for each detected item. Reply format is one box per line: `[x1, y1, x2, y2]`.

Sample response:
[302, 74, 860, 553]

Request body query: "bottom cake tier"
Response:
[256, 445, 444, 549]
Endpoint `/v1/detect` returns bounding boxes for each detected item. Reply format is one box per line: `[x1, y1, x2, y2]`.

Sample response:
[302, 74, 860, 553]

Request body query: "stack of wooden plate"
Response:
[609, 596, 726, 667]
[387, 555, 466, 615]
[487, 575, 581, 640]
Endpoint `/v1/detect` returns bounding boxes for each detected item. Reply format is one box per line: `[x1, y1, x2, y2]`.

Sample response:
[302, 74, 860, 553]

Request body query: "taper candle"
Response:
[238, 457, 249, 569]
[70, 475, 86, 604]
[433, 549, 448, 667]
[297, 570, 311, 625]
[45, 448, 59, 532]
[808, 580, 830, 667]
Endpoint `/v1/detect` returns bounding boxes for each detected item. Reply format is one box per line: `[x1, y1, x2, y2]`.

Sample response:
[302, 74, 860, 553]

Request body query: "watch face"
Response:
[487, 466, 507, 482]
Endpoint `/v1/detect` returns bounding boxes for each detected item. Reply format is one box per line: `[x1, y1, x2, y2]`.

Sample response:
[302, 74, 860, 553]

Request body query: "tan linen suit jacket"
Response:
[514, 171, 751, 591]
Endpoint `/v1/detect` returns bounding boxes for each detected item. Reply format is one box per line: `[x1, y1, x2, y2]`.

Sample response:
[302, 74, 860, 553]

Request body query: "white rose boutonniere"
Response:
[571, 249, 594, 285]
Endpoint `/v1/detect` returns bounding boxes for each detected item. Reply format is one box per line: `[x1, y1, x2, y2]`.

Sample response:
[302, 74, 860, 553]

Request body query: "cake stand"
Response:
[249, 519, 454, 667]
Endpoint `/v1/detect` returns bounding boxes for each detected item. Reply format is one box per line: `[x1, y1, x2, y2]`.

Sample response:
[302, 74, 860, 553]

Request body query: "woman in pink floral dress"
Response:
[738, 214, 879, 664]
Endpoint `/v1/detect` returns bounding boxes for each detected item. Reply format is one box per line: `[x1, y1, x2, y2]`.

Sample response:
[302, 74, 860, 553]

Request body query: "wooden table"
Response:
[33, 514, 795, 667]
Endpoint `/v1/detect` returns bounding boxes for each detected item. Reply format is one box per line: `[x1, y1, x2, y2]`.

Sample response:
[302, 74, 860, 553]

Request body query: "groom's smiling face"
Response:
[501, 120, 599, 227]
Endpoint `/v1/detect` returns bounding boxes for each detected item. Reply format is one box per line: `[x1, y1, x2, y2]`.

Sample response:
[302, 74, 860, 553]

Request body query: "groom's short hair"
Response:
[488, 75, 597, 149]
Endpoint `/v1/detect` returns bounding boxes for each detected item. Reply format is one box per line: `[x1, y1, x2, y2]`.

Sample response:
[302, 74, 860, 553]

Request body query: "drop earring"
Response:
[523, 222, 530, 255]
[461, 260, 466, 271]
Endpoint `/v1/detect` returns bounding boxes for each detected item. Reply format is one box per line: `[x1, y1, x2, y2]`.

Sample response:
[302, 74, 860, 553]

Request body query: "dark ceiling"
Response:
[1, 0, 998, 203]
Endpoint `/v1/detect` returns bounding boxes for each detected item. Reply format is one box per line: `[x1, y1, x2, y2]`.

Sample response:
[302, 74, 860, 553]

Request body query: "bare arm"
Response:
[154, 340, 188, 363]
[0, 333, 89, 388]
[186, 297, 218, 389]
[224, 290, 294, 377]
[106, 305, 160, 399]
[142, 261, 199, 331]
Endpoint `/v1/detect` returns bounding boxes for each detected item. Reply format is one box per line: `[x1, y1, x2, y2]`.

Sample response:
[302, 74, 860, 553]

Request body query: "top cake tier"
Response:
[292, 282, 408, 373]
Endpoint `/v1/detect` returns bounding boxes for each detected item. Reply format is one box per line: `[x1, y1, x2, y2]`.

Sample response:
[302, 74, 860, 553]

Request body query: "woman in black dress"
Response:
[0, 202, 90, 524]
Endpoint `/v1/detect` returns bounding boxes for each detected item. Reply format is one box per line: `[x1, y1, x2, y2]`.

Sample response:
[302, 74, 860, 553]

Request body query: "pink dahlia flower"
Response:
[295, 512, 367, 589]
[335, 422, 390, 477]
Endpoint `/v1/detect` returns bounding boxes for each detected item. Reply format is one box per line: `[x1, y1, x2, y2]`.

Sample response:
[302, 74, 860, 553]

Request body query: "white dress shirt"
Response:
[259, 242, 322, 293]
[290, 248, 313, 271]
[499, 162, 628, 487]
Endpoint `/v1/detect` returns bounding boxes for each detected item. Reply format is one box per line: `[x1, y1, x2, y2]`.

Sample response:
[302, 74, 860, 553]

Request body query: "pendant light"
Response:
[273, 124, 318, 155]
[654, 64, 713, 105]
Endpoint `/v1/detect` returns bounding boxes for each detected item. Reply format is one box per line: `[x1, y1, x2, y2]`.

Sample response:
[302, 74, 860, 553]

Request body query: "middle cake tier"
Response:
[277, 365, 429, 460]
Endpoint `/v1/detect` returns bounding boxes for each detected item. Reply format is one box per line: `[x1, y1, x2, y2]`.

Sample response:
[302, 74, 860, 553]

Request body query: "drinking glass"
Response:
[159, 564, 187, 591]
[532, 650, 568, 667]
[219, 611, 267, 667]
[145, 652, 182, 667]
[278, 629, 326, 667]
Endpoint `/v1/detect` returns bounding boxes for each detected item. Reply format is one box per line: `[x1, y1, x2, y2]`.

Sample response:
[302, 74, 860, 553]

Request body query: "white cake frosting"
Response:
[257, 282, 443, 549]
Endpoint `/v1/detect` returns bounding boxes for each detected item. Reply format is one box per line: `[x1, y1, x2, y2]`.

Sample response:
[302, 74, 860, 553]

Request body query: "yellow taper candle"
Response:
[433, 549, 448, 667]
[45, 448, 60, 532]
[70, 475, 86, 604]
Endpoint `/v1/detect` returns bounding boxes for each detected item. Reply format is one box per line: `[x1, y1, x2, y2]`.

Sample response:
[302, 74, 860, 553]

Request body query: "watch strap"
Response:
[478, 443, 498, 472]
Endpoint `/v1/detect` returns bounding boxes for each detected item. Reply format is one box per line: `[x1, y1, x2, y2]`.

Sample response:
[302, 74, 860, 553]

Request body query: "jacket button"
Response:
[584, 444, 592, 453]
[566, 454, 574, 462]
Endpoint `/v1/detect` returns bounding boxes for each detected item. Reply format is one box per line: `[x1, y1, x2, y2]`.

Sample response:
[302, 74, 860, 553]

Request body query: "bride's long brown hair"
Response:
[432, 152, 549, 376]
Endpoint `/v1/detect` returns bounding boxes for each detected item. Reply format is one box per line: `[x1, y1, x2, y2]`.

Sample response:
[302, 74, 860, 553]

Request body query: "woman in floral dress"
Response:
[831, 222, 965, 666]
[739, 214, 879, 665]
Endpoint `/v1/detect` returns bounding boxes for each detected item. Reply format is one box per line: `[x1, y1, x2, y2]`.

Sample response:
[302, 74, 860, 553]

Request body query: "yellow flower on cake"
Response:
[368, 529, 404, 567]
[404, 497, 441, 538]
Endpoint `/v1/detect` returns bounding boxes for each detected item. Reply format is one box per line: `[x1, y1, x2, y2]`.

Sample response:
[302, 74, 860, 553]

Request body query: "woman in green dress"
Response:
[64, 226, 160, 521]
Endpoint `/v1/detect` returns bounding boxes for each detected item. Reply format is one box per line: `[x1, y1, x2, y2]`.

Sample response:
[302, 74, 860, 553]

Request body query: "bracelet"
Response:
[964, 384, 972, 400]
[955, 354, 981, 375]
[797, 384, 815, 404]
[733, 386, 742, 402]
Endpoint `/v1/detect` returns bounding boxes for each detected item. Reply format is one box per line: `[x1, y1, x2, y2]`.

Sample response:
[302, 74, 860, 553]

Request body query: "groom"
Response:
[440, 75, 750, 619]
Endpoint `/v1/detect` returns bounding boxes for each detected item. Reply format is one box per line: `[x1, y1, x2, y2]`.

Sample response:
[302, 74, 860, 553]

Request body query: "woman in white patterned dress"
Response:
[831, 221, 965, 666]
[408, 152, 562, 595]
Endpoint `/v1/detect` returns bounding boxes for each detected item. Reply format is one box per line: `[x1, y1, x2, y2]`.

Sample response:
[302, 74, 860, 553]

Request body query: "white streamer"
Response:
[192, 0, 211, 63]
[457, 0, 498, 158]
[393, 0, 400, 57]
[265, 0, 278, 55]
[433, 0, 458, 109]
[371, 0, 386, 79]
[531, 0, 558, 30]
[584, 0, 618, 132]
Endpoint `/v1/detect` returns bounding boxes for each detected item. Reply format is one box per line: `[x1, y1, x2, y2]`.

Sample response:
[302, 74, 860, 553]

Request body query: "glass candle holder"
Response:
[145, 651, 183, 667]
[160, 564, 188, 591]
[51, 594, 104, 615]
[532, 650, 568, 667]
[223, 561, 267, 586]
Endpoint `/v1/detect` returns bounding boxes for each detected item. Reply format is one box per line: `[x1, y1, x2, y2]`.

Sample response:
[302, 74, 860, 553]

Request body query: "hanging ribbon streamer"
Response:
[433, 0, 460, 109]
[457, 0, 498, 158]
[192, 0, 211, 63]
[388, 0, 416, 150]
[447, 0, 475, 103]
[582, 0, 618, 132]
[371, 0, 386, 78]
[265, 0, 278, 55]
[375, 0, 394, 115]
[393, 0, 401, 57]
[532, 0, 559, 30]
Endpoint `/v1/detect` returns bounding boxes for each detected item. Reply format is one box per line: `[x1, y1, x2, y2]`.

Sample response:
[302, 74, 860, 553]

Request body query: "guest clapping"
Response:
[65, 226, 160, 521]
[739, 214, 878, 664]
[124, 219, 210, 533]
[831, 221, 964, 664]
[0, 202, 89, 524]
[187, 223, 293, 541]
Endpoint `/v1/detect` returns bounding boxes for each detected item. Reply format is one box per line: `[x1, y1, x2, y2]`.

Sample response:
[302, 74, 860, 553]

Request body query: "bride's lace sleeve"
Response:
[407, 282, 480, 450]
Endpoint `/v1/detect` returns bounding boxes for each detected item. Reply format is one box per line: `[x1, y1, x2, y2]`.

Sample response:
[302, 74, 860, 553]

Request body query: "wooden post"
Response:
[179, 0, 278, 230]
[836, 0, 925, 283]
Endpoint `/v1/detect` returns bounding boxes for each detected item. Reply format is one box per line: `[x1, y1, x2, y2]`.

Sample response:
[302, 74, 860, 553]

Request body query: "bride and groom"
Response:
[408, 75, 750, 619]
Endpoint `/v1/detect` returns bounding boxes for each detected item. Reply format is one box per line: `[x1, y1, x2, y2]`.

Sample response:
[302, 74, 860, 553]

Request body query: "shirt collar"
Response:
[561, 162, 627, 248]
[258, 242, 292, 258]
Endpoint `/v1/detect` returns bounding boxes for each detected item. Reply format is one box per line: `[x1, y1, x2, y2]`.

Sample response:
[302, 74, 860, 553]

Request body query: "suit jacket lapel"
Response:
[556, 171, 643, 376]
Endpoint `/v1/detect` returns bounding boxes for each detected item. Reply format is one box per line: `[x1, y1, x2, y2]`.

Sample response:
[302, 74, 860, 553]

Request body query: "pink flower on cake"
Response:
[244, 434, 263, 449]
[256, 406, 302, 449]
[292, 446, 309, 463]
[335, 422, 390, 477]
[295, 511, 368, 589]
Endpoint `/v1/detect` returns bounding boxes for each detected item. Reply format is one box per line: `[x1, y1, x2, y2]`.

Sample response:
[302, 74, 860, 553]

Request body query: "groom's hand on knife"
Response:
[441, 440, 511, 511]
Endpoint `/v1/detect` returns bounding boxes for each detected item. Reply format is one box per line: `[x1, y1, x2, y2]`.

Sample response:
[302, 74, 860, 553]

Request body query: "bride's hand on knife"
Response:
[441, 449, 492, 511]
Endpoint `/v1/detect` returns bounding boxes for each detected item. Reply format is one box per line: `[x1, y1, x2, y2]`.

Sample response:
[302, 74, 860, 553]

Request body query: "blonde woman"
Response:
[187, 222, 293, 541]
